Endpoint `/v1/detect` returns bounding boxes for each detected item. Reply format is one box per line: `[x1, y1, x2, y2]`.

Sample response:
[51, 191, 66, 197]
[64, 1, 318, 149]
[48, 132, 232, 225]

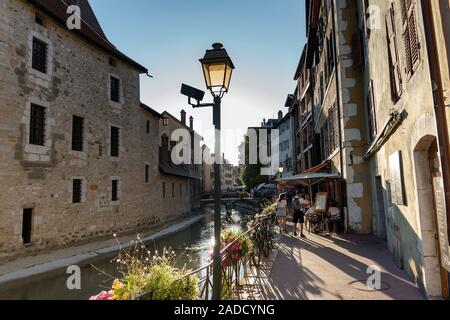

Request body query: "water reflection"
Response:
[0, 205, 249, 300]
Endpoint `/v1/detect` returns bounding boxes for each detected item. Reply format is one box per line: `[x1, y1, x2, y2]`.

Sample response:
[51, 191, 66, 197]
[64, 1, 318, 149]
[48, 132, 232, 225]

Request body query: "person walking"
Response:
[291, 191, 306, 238]
[302, 193, 312, 231]
[276, 193, 289, 233]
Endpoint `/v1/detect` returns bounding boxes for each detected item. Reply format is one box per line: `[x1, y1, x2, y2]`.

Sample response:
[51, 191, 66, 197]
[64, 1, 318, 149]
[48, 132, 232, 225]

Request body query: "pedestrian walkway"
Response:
[257, 222, 424, 300]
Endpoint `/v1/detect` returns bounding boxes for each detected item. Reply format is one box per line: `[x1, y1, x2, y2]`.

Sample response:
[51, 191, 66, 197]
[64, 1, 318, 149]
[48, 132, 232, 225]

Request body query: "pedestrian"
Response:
[291, 191, 306, 238]
[302, 193, 312, 231]
[276, 193, 289, 233]
[327, 200, 341, 234]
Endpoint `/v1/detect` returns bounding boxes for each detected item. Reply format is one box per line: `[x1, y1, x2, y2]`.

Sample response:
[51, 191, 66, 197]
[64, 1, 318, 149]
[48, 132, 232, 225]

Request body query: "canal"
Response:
[0, 204, 254, 300]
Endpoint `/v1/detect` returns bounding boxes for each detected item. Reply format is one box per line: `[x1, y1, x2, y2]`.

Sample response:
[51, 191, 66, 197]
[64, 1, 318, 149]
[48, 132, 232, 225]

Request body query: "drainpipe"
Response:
[331, 0, 348, 233]
[421, 0, 450, 240]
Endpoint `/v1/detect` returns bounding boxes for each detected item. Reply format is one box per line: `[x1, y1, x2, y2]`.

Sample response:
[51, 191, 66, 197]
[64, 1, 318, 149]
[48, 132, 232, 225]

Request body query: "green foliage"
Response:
[101, 238, 199, 300]
[240, 135, 267, 190]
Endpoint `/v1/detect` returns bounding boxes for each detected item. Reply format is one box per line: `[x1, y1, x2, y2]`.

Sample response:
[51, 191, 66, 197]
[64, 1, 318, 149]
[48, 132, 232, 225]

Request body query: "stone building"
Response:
[289, 45, 320, 174]
[0, 0, 198, 262]
[300, 0, 374, 233]
[359, 0, 450, 298]
[159, 111, 202, 209]
[287, 0, 450, 299]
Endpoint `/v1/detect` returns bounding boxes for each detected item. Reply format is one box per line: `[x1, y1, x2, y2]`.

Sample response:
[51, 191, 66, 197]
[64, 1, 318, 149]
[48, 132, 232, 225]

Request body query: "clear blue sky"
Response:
[90, 0, 307, 164]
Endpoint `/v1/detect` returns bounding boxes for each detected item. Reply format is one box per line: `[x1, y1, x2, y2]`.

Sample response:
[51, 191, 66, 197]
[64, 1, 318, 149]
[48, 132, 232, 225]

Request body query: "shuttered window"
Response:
[386, 4, 402, 102]
[32, 38, 47, 73]
[367, 80, 377, 141]
[110, 126, 120, 157]
[72, 179, 82, 204]
[72, 116, 84, 152]
[401, 0, 420, 76]
[110, 76, 120, 103]
[29, 104, 45, 146]
[364, 0, 371, 38]
[112, 180, 119, 201]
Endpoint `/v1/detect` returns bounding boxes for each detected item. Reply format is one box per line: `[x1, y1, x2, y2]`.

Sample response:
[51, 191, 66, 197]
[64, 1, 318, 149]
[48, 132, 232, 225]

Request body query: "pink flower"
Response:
[89, 290, 114, 301]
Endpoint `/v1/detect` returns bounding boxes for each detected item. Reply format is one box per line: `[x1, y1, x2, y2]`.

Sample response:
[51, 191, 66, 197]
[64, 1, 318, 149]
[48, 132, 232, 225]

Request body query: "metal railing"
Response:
[179, 213, 274, 300]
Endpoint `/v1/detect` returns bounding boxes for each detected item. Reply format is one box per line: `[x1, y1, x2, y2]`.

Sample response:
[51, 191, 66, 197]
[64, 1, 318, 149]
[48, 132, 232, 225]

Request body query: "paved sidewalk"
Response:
[260, 222, 425, 300]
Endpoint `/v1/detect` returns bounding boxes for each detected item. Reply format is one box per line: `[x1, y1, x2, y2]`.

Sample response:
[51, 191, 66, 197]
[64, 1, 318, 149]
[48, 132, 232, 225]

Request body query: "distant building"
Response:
[274, 111, 294, 178]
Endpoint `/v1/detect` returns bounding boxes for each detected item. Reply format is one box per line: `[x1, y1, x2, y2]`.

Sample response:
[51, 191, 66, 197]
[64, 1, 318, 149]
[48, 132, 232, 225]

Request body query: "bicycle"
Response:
[245, 212, 276, 266]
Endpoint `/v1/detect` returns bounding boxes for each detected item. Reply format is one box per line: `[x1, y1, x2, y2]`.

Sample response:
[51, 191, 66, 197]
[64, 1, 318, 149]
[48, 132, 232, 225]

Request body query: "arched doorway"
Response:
[413, 135, 449, 298]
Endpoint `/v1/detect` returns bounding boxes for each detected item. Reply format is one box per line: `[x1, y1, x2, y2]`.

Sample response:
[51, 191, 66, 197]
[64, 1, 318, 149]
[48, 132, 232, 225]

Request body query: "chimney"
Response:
[278, 110, 283, 121]
[180, 109, 186, 125]
[189, 116, 193, 130]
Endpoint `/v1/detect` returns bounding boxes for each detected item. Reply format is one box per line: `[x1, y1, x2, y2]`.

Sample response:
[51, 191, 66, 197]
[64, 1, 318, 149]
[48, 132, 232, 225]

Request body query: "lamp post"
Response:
[181, 43, 235, 300]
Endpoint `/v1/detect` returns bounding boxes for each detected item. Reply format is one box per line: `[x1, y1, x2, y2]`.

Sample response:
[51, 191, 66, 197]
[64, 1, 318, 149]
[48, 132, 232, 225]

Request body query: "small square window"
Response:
[109, 57, 116, 67]
[163, 118, 169, 126]
[35, 15, 43, 26]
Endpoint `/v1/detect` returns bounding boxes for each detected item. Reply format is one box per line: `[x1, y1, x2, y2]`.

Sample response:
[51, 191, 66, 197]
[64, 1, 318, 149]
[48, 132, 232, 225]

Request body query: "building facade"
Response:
[275, 111, 294, 178]
[301, 0, 374, 233]
[359, 0, 450, 298]
[0, 0, 200, 261]
[288, 0, 450, 299]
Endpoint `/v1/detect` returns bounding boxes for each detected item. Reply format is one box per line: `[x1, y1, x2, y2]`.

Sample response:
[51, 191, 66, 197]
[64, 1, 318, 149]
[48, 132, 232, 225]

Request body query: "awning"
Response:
[256, 183, 277, 191]
[304, 160, 331, 174]
[276, 172, 341, 187]
[364, 110, 403, 159]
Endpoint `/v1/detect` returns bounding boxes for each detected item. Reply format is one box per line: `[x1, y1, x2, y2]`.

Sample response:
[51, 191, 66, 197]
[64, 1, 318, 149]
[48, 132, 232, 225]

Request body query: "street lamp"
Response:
[200, 43, 235, 98]
[278, 165, 284, 178]
[181, 43, 235, 300]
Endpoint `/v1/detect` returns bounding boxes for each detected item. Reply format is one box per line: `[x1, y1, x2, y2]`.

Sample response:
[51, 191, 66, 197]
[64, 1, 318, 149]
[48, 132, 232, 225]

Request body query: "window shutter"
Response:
[386, 4, 402, 101]
[364, 0, 371, 38]
[367, 80, 377, 141]
[401, 0, 420, 75]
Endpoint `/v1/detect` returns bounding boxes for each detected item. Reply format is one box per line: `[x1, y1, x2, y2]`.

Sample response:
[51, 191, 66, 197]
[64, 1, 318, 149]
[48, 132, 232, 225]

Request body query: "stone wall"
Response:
[0, 0, 193, 262]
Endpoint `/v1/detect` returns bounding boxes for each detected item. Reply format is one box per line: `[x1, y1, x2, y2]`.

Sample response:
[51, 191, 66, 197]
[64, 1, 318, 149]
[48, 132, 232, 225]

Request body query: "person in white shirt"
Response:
[326, 200, 341, 234]
[276, 193, 290, 233]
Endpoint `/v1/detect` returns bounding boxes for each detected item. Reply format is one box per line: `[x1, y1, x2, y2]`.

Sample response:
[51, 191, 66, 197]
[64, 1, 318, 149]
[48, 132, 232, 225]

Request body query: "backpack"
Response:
[292, 197, 302, 211]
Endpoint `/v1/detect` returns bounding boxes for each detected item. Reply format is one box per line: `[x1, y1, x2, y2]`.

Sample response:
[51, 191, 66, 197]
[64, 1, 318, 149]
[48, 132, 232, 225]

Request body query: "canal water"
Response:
[0, 205, 252, 300]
